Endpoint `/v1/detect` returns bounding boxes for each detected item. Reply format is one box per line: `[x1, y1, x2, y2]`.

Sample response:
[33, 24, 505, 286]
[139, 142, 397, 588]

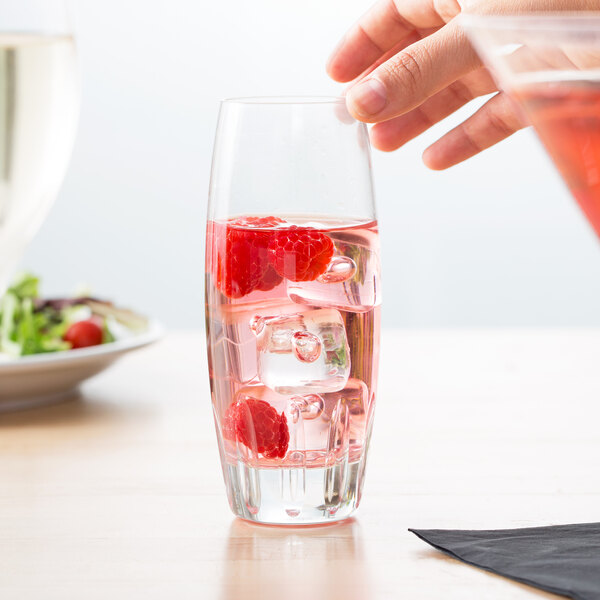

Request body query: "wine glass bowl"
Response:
[0, 0, 79, 293]
[461, 13, 600, 235]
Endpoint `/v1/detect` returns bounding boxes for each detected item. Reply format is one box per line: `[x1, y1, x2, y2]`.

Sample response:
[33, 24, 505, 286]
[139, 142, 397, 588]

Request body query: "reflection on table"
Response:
[220, 517, 371, 600]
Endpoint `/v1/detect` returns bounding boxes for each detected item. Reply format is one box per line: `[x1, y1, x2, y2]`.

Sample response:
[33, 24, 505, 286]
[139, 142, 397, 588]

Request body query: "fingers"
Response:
[345, 21, 481, 123]
[370, 68, 496, 151]
[344, 30, 426, 92]
[327, 0, 459, 84]
[327, 0, 415, 83]
[422, 92, 527, 170]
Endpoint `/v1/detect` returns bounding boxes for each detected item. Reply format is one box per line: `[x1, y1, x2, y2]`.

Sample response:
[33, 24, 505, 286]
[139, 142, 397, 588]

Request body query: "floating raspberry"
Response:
[231, 216, 285, 229]
[214, 216, 286, 298]
[268, 227, 335, 281]
[215, 227, 265, 298]
[256, 265, 283, 291]
[229, 397, 289, 458]
[221, 403, 239, 442]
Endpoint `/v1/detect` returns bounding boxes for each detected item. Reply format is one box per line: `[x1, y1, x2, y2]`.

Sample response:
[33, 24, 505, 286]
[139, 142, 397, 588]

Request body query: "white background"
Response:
[23, 0, 600, 328]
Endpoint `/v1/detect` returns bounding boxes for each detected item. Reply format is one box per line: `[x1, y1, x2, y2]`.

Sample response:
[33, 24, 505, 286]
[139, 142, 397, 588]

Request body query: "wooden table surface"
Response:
[1, 330, 600, 599]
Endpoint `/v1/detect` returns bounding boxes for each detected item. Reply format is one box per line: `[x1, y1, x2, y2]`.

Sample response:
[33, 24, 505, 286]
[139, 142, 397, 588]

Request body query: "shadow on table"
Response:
[0, 391, 153, 432]
[220, 517, 373, 600]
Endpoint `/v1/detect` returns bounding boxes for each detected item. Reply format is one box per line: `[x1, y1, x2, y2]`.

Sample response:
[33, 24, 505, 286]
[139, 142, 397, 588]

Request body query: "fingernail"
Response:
[348, 78, 387, 117]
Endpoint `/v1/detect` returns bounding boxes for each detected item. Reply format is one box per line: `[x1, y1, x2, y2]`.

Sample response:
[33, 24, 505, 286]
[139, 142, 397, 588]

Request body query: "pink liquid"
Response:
[513, 81, 600, 235]
[205, 216, 381, 471]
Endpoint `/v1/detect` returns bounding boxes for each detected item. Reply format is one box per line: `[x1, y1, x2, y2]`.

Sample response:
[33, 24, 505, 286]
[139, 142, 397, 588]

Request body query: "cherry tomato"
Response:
[64, 319, 104, 349]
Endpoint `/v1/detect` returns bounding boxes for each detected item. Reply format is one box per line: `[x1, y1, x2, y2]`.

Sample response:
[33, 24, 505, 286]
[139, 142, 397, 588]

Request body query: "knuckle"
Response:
[355, 22, 386, 54]
[448, 80, 473, 106]
[484, 103, 516, 138]
[388, 0, 412, 30]
[382, 47, 429, 95]
[432, 0, 462, 23]
[460, 121, 485, 154]
[415, 105, 435, 129]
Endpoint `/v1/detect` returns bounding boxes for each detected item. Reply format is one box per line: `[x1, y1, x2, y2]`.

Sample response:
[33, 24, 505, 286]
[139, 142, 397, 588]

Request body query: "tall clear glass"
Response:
[0, 1, 79, 293]
[206, 97, 381, 525]
[461, 13, 600, 236]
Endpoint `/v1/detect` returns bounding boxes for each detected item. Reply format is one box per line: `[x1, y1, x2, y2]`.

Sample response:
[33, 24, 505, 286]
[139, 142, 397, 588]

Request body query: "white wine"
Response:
[0, 34, 78, 290]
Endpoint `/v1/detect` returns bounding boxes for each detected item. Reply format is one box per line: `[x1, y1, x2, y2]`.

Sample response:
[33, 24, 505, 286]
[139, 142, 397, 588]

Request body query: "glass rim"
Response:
[460, 12, 600, 31]
[221, 96, 345, 105]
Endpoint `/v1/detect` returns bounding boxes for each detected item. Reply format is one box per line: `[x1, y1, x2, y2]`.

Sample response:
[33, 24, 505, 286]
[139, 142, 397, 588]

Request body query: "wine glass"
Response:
[461, 13, 600, 236]
[0, 0, 79, 293]
[205, 97, 381, 524]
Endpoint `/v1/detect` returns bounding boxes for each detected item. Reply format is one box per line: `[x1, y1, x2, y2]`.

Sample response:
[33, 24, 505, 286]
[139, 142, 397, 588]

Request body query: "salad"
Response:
[0, 273, 148, 358]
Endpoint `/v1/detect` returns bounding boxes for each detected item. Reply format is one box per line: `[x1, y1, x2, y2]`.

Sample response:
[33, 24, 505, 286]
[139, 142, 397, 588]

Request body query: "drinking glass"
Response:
[0, 0, 79, 293]
[461, 13, 600, 235]
[205, 97, 381, 524]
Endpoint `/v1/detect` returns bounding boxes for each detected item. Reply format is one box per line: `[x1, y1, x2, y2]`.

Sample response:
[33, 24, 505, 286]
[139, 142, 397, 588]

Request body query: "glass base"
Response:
[224, 459, 365, 525]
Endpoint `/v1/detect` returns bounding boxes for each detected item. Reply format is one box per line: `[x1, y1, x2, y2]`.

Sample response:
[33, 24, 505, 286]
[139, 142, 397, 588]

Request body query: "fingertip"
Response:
[422, 146, 448, 171]
[326, 36, 354, 82]
[345, 78, 387, 122]
[344, 93, 367, 123]
[325, 56, 340, 81]
[326, 58, 356, 83]
[370, 139, 398, 153]
[370, 124, 402, 152]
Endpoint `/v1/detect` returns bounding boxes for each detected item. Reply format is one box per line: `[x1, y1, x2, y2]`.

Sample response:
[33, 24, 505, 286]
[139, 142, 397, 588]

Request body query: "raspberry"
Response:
[263, 413, 290, 458]
[214, 216, 286, 298]
[256, 265, 283, 291]
[268, 227, 335, 281]
[221, 403, 239, 442]
[215, 227, 265, 298]
[231, 216, 285, 229]
[226, 397, 289, 458]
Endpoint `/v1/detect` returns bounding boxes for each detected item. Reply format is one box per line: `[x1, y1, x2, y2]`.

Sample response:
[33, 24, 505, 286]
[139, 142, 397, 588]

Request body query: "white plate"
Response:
[0, 321, 164, 412]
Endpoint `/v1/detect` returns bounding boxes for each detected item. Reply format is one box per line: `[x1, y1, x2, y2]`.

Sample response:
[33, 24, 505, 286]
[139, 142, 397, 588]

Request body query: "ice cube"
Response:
[254, 308, 350, 395]
[222, 319, 258, 384]
[321, 378, 369, 419]
[292, 331, 322, 363]
[291, 393, 324, 420]
[321, 378, 371, 447]
[216, 302, 313, 385]
[206, 318, 242, 408]
[234, 384, 288, 412]
[317, 256, 357, 284]
[287, 234, 380, 313]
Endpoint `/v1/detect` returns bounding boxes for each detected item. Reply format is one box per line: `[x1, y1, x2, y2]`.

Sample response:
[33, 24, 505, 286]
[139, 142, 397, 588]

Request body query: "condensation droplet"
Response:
[292, 331, 322, 363]
[317, 256, 357, 284]
[291, 394, 324, 420]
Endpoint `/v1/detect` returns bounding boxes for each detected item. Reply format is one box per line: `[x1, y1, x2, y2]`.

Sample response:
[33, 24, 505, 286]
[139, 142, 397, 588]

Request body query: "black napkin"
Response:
[409, 523, 600, 600]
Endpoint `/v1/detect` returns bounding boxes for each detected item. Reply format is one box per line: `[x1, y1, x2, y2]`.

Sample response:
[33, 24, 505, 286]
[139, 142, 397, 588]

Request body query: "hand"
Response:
[327, 0, 597, 169]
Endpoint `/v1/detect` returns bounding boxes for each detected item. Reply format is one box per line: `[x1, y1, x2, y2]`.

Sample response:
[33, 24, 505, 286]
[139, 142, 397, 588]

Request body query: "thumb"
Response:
[346, 20, 481, 123]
